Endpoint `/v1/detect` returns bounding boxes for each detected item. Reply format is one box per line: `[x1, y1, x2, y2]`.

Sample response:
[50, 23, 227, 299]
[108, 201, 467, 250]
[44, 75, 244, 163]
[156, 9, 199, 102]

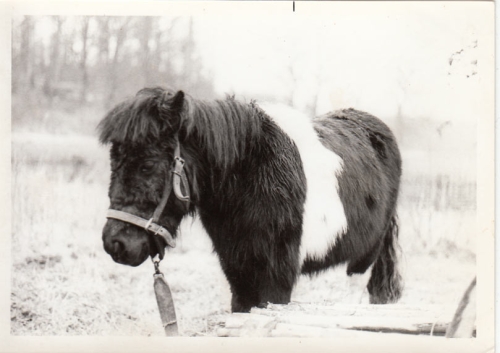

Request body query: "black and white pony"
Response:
[98, 87, 403, 312]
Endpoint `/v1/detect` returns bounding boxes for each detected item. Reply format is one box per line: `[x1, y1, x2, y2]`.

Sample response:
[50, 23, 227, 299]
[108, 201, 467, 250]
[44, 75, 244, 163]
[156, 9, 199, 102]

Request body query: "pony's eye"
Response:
[140, 161, 156, 174]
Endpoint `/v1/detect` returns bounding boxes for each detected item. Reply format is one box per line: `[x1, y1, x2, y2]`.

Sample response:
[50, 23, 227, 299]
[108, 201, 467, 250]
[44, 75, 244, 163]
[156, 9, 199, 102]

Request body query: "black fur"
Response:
[99, 88, 403, 312]
[302, 108, 403, 302]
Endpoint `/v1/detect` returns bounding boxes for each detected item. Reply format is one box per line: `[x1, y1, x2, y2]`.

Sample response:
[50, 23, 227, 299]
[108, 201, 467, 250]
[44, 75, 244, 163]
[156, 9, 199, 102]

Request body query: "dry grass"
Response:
[11, 130, 476, 336]
[11, 133, 232, 336]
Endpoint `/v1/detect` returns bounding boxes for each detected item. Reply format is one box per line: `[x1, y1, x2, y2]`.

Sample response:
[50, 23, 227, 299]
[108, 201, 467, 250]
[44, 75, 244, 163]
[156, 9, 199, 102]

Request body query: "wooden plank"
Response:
[218, 327, 275, 337]
[221, 312, 459, 336]
[283, 302, 456, 311]
[218, 322, 451, 338]
[217, 303, 476, 337]
[256, 302, 456, 318]
[271, 324, 447, 341]
[219, 313, 278, 337]
[274, 312, 449, 333]
[252, 307, 446, 320]
[446, 277, 476, 338]
[343, 321, 449, 336]
[225, 313, 276, 329]
[271, 323, 385, 338]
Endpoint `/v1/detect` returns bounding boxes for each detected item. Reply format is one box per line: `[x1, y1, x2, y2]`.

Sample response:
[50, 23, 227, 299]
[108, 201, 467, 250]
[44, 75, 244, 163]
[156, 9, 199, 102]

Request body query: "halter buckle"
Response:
[145, 217, 167, 237]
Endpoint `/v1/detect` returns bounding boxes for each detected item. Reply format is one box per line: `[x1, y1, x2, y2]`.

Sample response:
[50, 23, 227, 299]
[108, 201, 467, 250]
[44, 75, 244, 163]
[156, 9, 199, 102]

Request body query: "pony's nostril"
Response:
[112, 240, 124, 256]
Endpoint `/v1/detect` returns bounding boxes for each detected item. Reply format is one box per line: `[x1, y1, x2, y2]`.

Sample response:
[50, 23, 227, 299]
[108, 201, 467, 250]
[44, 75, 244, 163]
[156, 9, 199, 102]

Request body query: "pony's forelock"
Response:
[97, 87, 176, 145]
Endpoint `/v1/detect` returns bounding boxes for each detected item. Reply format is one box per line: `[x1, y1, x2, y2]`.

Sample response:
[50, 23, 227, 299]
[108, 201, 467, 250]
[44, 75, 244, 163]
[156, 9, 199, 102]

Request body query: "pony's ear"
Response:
[168, 90, 184, 112]
[99, 87, 185, 145]
[158, 90, 185, 132]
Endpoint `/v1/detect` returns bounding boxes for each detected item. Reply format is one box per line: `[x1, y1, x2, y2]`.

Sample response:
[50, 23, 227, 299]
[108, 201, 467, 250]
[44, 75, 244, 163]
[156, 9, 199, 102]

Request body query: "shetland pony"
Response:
[98, 87, 403, 312]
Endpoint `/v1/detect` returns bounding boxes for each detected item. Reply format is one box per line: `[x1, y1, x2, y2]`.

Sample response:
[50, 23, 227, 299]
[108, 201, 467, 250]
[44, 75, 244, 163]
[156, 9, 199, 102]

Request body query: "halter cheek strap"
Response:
[172, 142, 190, 202]
[106, 135, 191, 255]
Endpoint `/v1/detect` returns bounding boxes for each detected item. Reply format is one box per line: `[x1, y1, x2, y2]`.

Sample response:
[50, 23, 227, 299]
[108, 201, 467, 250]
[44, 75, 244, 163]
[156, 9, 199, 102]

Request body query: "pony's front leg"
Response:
[257, 281, 294, 307]
[229, 277, 294, 313]
[230, 290, 258, 313]
[223, 250, 300, 312]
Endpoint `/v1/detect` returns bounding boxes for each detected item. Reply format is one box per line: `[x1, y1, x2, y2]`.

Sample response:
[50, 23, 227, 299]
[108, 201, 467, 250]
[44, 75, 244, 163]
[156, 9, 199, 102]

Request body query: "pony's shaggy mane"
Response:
[98, 87, 264, 169]
[182, 96, 263, 168]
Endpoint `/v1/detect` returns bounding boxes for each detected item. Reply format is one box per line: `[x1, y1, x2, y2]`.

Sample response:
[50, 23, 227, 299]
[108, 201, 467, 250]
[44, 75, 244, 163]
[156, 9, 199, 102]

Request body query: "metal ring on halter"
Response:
[151, 254, 161, 263]
[174, 156, 185, 164]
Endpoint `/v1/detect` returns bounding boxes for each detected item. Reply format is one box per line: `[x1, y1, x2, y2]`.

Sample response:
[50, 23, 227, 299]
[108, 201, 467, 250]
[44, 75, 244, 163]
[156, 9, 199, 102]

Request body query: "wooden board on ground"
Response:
[216, 302, 475, 338]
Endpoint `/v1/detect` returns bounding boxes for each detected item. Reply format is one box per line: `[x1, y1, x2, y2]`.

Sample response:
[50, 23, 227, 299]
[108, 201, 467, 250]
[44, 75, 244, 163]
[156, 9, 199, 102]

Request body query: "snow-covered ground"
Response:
[10, 132, 476, 335]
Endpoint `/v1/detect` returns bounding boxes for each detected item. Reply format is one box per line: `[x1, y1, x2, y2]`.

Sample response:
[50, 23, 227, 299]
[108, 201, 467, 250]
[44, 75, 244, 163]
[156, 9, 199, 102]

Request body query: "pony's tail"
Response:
[367, 215, 403, 304]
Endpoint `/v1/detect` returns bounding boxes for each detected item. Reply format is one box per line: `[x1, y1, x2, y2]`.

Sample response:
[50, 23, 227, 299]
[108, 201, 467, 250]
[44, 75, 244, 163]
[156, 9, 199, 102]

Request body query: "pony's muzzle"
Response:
[102, 220, 150, 267]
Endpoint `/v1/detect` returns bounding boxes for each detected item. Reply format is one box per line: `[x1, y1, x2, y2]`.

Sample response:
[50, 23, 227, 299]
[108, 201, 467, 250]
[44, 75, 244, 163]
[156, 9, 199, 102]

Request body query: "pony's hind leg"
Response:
[367, 215, 403, 304]
[344, 264, 373, 304]
[345, 242, 379, 304]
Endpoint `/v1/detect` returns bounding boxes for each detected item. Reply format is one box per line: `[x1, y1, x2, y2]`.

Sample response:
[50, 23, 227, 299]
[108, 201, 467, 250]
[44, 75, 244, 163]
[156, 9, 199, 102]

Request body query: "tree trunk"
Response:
[97, 17, 110, 67]
[159, 18, 179, 87]
[42, 17, 64, 105]
[181, 17, 195, 90]
[15, 17, 35, 94]
[80, 17, 90, 103]
[106, 17, 131, 108]
[139, 17, 153, 87]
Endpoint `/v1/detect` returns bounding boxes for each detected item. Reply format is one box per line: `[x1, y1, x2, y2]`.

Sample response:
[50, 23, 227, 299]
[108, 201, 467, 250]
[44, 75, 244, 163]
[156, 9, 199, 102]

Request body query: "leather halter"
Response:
[106, 135, 190, 255]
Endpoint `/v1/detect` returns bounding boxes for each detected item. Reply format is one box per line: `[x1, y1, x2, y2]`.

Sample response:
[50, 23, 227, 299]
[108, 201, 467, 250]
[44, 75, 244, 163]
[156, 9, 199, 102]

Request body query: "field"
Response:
[8, 5, 490, 342]
[10, 127, 477, 336]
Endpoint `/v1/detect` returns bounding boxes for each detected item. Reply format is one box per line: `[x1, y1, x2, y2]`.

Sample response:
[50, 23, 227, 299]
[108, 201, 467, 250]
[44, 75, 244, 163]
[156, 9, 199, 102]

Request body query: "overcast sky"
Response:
[25, 2, 493, 126]
[193, 2, 492, 125]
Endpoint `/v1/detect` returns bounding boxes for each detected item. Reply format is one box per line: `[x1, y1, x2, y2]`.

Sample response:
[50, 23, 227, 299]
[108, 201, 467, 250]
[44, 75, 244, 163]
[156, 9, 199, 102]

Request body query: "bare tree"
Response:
[96, 17, 111, 67]
[180, 17, 196, 90]
[179, 18, 215, 98]
[107, 17, 132, 107]
[79, 17, 91, 103]
[138, 17, 153, 87]
[13, 16, 35, 94]
[158, 18, 180, 87]
[43, 17, 64, 103]
[12, 15, 216, 113]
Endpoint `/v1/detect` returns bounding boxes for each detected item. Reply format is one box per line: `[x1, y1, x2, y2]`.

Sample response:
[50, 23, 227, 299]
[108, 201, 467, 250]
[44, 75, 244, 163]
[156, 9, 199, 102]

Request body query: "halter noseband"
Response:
[105, 135, 190, 256]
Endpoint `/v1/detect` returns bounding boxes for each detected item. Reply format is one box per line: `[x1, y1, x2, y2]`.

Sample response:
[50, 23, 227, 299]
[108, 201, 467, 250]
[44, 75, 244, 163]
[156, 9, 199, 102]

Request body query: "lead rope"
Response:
[152, 256, 179, 336]
[150, 135, 188, 336]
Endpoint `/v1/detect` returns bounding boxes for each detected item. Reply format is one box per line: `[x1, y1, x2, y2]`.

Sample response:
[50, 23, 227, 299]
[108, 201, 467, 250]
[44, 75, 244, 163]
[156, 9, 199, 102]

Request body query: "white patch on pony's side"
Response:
[258, 103, 347, 264]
